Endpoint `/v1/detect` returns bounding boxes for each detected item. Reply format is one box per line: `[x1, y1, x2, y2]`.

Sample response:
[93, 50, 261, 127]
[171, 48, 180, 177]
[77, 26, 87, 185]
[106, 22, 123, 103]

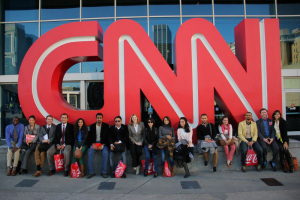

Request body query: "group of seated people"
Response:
[5, 108, 294, 179]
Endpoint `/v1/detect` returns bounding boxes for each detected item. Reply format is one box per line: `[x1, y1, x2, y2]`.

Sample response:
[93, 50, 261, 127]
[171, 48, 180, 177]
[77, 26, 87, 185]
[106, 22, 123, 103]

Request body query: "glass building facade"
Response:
[1, 0, 300, 138]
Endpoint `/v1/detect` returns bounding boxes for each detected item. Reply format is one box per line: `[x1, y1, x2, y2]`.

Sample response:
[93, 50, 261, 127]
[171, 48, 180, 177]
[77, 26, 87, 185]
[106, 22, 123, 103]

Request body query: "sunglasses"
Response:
[148, 121, 153, 123]
[115, 120, 121, 122]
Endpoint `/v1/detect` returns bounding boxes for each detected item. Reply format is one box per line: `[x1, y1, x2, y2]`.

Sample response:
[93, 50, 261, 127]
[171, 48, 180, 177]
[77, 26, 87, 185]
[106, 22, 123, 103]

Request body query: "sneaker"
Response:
[269, 161, 276, 172]
[136, 166, 140, 175]
[213, 167, 217, 173]
[121, 173, 126, 178]
[262, 162, 266, 169]
[86, 173, 95, 179]
[111, 173, 115, 178]
[204, 161, 208, 167]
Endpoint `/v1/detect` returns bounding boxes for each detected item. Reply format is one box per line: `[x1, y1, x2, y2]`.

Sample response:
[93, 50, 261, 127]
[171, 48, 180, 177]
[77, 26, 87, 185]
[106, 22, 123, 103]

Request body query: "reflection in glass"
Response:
[149, 0, 180, 16]
[149, 18, 180, 65]
[2, 23, 38, 75]
[245, 0, 275, 15]
[41, 0, 80, 20]
[3, 0, 39, 22]
[82, 0, 114, 18]
[182, 17, 213, 24]
[215, 17, 244, 55]
[285, 92, 300, 131]
[87, 82, 104, 110]
[279, 17, 300, 69]
[82, 19, 114, 73]
[117, 0, 147, 17]
[117, 18, 147, 32]
[1, 84, 28, 138]
[62, 82, 80, 108]
[214, 0, 244, 15]
[277, 0, 300, 15]
[182, 0, 212, 15]
[41, 21, 80, 73]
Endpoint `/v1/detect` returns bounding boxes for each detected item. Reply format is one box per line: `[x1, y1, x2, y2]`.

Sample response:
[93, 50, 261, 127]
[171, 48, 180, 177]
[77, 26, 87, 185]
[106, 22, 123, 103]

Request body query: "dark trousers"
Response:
[276, 139, 292, 163]
[258, 138, 279, 163]
[130, 143, 142, 168]
[240, 138, 263, 166]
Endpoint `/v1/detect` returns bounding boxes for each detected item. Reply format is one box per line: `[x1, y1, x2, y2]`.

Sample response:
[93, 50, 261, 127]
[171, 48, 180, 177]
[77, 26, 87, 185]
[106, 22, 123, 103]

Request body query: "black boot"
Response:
[281, 160, 287, 173]
[183, 162, 190, 178]
[288, 158, 294, 173]
[16, 161, 22, 173]
[144, 170, 148, 177]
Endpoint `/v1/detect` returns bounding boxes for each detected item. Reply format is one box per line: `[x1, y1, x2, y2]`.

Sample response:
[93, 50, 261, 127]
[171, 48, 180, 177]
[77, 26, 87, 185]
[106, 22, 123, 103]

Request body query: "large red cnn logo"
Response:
[18, 18, 282, 133]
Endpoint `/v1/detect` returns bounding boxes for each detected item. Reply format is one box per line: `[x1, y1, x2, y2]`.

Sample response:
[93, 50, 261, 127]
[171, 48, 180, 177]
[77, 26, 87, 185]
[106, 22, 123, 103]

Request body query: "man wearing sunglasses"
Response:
[108, 116, 129, 178]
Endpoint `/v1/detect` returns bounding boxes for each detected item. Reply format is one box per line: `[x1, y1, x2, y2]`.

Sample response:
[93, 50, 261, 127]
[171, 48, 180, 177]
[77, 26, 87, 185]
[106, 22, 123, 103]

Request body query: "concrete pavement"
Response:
[0, 168, 299, 200]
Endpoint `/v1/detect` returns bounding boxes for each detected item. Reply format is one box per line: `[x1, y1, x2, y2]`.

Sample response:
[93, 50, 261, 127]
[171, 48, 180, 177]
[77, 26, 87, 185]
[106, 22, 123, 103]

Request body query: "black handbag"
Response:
[174, 144, 184, 160]
[113, 143, 125, 152]
[38, 143, 50, 152]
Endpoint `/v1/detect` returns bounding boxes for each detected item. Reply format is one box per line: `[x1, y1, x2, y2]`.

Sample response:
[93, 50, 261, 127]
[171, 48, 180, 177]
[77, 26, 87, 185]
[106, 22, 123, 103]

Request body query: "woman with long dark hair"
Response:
[70, 118, 89, 178]
[158, 116, 175, 177]
[272, 110, 294, 173]
[177, 117, 193, 178]
[143, 118, 158, 177]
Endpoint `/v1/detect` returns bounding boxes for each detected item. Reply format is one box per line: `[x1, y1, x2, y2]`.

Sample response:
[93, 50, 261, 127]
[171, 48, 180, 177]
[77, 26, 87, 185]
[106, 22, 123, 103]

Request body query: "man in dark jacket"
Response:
[87, 113, 110, 179]
[197, 114, 218, 172]
[108, 116, 129, 178]
[47, 113, 74, 177]
[256, 108, 279, 171]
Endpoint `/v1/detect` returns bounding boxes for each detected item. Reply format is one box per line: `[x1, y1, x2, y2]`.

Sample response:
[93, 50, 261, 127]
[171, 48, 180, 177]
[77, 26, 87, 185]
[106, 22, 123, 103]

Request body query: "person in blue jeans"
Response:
[143, 118, 158, 177]
[158, 116, 175, 177]
[87, 113, 110, 179]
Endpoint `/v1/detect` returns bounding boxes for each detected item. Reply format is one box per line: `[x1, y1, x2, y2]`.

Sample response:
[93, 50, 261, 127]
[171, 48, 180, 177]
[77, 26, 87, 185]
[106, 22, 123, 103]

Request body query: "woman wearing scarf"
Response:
[218, 116, 236, 169]
[272, 110, 294, 173]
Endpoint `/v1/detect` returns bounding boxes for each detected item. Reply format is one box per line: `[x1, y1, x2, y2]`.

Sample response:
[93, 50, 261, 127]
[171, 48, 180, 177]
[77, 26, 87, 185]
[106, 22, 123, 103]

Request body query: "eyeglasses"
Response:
[115, 120, 121, 122]
[148, 121, 153, 123]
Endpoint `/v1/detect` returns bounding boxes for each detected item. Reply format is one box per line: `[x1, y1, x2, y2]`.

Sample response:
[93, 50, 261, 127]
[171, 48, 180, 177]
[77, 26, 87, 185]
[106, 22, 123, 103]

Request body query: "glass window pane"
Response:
[149, 0, 180, 16]
[215, 17, 244, 49]
[277, 0, 300, 15]
[3, 0, 39, 22]
[182, 0, 212, 15]
[2, 23, 38, 75]
[62, 82, 80, 108]
[279, 17, 300, 69]
[214, 0, 244, 15]
[41, 0, 80, 20]
[117, 0, 147, 17]
[81, 19, 114, 73]
[284, 78, 300, 89]
[82, 0, 114, 18]
[285, 92, 300, 131]
[150, 17, 180, 65]
[87, 82, 104, 110]
[1, 84, 28, 138]
[246, 0, 275, 15]
[41, 21, 80, 73]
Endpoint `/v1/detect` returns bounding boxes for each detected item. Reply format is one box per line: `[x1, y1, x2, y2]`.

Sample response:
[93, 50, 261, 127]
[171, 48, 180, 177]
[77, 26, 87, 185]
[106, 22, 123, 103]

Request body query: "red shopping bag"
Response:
[164, 161, 171, 177]
[26, 135, 35, 143]
[141, 158, 155, 175]
[71, 162, 81, 178]
[115, 160, 126, 178]
[54, 152, 65, 172]
[245, 148, 258, 166]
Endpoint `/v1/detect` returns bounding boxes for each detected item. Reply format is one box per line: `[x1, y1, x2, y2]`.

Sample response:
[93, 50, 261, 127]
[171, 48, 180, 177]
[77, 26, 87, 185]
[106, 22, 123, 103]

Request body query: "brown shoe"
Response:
[257, 165, 262, 172]
[6, 167, 11, 176]
[47, 170, 55, 176]
[170, 166, 175, 177]
[32, 171, 42, 177]
[226, 161, 230, 169]
[162, 167, 166, 177]
[79, 165, 85, 178]
[11, 167, 17, 176]
[241, 166, 247, 172]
